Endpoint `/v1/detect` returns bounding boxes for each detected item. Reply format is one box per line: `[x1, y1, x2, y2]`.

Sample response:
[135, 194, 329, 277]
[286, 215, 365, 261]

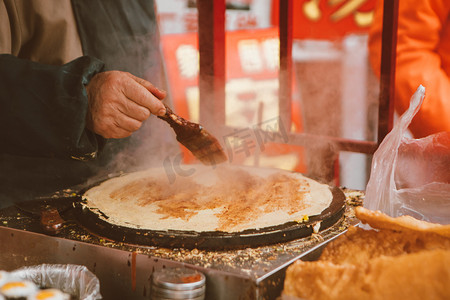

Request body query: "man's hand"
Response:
[85, 71, 167, 139]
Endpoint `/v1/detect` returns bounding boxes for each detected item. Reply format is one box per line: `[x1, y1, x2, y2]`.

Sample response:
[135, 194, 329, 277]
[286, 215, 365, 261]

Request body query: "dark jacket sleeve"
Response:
[0, 54, 105, 160]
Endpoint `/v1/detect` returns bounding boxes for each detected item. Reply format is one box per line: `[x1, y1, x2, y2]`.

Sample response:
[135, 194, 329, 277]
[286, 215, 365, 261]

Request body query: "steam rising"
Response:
[98, 33, 372, 190]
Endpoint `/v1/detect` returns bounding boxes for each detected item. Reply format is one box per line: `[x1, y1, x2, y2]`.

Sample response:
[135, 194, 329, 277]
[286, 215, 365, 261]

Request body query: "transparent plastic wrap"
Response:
[364, 85, 450, 224]
[10, 264, 102, 300]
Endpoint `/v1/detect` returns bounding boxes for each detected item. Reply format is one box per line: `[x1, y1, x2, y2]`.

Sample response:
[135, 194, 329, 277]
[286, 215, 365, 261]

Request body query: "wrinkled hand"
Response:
[85, 71, 166, 139]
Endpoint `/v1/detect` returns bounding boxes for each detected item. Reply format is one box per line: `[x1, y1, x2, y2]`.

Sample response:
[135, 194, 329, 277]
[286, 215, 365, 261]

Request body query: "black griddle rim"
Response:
[72, 186, 345, 250]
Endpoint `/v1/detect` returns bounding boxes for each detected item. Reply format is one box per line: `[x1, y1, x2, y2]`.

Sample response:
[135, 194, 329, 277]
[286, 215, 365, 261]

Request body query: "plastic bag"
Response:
[364, 85, 450, 224]
[10, 264, 102, 300]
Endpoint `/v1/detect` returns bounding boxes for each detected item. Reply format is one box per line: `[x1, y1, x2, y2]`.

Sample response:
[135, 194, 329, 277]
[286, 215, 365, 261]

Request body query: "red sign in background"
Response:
[161, 28, 307, 172]
[160, 0, 377, 173]
[271, 0, 376, 40]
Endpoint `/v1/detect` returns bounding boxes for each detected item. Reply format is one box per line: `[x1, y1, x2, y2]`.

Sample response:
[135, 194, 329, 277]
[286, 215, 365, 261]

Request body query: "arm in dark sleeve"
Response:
[0, 54, 105, 159]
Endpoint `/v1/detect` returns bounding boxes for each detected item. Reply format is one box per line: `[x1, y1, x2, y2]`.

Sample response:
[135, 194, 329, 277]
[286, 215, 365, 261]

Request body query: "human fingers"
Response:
[86, 71, 148, 138]
[126, 73, 167, 100]
[91, 112, 142, 139]
[122, 73, 167, 116]
[90, 71, 155, 121]
[111, 113, 143, 136]
[115, 96, 151, 122]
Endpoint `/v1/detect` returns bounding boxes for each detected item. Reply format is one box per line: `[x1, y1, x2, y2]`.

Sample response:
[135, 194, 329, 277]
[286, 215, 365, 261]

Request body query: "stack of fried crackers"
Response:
[283, 207, 450, 300]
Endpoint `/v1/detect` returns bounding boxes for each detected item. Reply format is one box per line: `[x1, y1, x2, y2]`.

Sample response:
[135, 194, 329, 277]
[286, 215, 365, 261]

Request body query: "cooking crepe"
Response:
[82, 165, 333, 233]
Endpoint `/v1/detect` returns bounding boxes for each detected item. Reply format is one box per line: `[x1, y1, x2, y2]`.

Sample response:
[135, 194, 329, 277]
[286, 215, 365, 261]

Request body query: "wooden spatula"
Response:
[158, 105, 227, 165]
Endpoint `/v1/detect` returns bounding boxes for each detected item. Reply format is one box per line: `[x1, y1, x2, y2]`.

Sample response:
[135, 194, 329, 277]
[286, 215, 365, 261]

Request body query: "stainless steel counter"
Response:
[0, 189, 363, 299]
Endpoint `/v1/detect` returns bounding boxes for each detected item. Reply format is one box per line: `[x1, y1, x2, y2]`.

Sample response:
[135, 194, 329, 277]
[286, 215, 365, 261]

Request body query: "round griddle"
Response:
[73, 173, 345, 250]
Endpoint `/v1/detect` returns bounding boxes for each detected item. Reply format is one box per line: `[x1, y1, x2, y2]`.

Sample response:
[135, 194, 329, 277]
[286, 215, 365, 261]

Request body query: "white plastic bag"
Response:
[364, 85, 450, 224]
[10, 264, 102, 300]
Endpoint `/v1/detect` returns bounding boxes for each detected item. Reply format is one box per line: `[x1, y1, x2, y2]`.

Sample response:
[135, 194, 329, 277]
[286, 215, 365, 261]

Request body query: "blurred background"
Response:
[155, 0, 380, 191]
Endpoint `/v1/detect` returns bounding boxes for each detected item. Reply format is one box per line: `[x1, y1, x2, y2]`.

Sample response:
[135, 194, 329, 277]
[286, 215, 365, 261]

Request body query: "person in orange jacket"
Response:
[368, 0, 450, 138]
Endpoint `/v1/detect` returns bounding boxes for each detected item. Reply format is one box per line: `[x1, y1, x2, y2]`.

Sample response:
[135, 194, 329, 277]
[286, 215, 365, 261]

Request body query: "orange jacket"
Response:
[368, 0, 450, 138]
